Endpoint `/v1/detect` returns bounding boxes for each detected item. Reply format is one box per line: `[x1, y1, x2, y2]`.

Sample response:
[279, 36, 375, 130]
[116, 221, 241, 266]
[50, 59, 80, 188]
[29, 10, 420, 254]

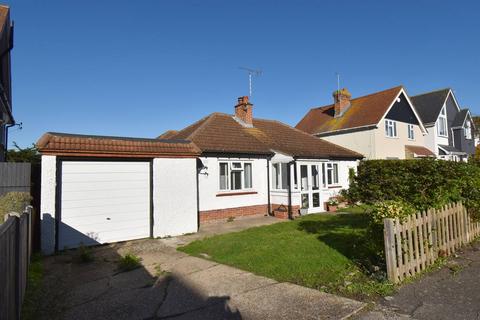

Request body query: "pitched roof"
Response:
[295, 86, 404, 135]
[451, 109, 470, 128]
[438, 144, 465, 155]
[167, 113, 363, 159]
[157, 130, 179, 139]
[410, 88, 450, 125]
[37, 132, 200, 158]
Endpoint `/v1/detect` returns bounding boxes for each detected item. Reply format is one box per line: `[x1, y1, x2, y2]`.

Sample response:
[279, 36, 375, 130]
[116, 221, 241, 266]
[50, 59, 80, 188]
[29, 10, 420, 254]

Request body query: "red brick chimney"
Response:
[333, 88, 352, 118]
[234, 96, 253, 126]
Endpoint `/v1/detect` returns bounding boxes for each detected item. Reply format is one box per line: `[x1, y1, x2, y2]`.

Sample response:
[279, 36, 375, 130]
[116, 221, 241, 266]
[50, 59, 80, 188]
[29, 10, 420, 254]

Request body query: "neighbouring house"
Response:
[295, 86, 434, 160]
[38, 96, 362, 253]
[162, 96, 362, 222]
[0, 5, 13, 162]
[411, 88, 476, 161]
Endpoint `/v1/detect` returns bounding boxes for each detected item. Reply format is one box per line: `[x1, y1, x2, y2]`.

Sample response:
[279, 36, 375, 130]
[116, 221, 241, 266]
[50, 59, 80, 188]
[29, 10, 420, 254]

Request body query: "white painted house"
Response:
[38, 96, 362, 253]
[161, 96, 362, 221]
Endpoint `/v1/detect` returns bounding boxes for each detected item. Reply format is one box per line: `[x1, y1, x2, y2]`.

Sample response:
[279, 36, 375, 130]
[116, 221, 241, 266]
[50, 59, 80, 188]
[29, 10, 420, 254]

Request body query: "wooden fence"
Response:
[0, 162, 31, 197]
[0, 206, 33, 320]
[383, 202, 480, 283]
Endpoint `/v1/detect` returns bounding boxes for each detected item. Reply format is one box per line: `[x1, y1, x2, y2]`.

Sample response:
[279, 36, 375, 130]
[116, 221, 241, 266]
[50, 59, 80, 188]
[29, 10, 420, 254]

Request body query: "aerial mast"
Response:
[239, 67, 262, 97]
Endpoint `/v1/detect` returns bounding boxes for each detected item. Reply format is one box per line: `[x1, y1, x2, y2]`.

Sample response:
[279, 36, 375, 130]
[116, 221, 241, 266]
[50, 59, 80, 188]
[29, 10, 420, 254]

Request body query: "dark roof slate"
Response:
[410, 89, 450, 125]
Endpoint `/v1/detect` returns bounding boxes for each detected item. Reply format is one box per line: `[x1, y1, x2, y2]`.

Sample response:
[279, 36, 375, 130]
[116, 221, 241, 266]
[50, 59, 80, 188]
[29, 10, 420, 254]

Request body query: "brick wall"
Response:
[199, 204, 268, 223]
[271, 204, 301, 219]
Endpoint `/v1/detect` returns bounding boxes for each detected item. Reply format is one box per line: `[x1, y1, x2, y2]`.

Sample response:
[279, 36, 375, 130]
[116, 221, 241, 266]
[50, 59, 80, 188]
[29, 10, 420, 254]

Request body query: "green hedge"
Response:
[346, 159, 480, 219]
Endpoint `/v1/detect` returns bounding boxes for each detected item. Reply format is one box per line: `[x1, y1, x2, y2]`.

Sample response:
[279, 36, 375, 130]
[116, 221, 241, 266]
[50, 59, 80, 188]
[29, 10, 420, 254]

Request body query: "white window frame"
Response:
[322, 162, 339, 187]
[385, 119, 398, 138]
[218, 161, 253, 192]
[437, 107, 448, 137]
[407, 124, 415, 140]
[465, 121, 472, 139]
[272, 162, 289, 191]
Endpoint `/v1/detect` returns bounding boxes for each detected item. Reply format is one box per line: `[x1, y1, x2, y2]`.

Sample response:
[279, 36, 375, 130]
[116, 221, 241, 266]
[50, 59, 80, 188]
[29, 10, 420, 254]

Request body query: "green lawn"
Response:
[179, 208, 393, 300]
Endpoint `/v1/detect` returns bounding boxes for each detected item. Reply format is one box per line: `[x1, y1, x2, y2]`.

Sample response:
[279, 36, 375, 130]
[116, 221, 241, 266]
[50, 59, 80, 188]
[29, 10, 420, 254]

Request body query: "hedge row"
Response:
[346, 159, 480, 219]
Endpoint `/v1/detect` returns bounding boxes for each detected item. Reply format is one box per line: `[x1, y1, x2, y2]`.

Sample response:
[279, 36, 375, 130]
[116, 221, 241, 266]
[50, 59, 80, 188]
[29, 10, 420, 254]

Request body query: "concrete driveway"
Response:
[35, 216, 365, 320]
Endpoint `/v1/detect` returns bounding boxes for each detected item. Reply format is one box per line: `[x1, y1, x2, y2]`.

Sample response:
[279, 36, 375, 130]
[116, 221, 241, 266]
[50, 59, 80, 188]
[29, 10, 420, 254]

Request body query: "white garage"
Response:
[37, 132, 200, 254]
[58, 161, 151, 249]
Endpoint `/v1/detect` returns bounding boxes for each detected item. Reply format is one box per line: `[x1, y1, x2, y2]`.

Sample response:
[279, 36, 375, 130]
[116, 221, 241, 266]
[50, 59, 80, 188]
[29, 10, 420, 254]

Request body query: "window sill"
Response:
[216, 191, 258, 197]
[328, 185, 342, 189]
[385, 136, 399, 139]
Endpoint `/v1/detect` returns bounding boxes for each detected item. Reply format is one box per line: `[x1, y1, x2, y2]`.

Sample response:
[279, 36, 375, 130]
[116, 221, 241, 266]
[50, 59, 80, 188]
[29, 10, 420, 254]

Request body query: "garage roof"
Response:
[37, 132, 201, 158]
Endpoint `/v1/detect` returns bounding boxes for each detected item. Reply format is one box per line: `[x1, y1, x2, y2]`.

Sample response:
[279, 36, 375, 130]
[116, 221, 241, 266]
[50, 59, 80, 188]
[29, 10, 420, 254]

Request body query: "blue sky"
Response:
[6, 0, 480, 148]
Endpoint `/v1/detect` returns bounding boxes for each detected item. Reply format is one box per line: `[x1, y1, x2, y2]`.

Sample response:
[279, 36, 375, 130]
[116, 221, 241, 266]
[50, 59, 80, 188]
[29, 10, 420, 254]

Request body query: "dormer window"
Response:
[465, 121, 472, 139]
[437, 106, 448, 137]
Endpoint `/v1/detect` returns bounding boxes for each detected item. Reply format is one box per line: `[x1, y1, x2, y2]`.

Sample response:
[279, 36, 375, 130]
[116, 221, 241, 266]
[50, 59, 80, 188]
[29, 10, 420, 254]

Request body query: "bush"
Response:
[0, 192, 32, 217]
[118, 253, 142, 272]
[345, 159, 480, 220]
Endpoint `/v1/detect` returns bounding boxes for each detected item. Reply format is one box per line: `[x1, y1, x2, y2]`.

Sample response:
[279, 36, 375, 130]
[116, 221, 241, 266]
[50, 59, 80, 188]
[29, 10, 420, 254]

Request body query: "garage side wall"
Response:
[40, 155, 56, 254]
[153, 158, 198, 237]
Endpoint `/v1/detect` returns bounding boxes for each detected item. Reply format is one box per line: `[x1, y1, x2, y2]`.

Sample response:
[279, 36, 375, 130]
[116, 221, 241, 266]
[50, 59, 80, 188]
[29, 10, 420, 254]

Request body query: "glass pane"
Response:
[333, 164, 339, 184]
[301, 193, 309, 209]
[281, 163, 288, 190]
[244, 163, 252, 189]
[393, 122, 397, 136]
[231, 171, 242, 190]
[322, 163, 326, 187]
[300, 165, 308, 191]
[219, 163, 228, 190]
[272, 164, 279, 189]
[311, 165, 319, 190]
[312, 193, 320, 208]
[231, 162, 242, 169]
[385, 121, 389, 136]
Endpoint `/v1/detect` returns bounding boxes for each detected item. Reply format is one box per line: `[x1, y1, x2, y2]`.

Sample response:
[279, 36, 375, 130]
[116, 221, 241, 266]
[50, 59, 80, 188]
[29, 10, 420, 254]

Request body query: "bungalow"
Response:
[295, 86, 434, 160]
[411, 88, 476, 161]
[160, 96, 362, 221]
[38, 96, 362, 253]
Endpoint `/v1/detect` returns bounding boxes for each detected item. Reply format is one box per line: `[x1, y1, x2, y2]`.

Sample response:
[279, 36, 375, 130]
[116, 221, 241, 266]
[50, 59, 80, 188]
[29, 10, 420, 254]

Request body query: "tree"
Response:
[6, 142, 40, 164]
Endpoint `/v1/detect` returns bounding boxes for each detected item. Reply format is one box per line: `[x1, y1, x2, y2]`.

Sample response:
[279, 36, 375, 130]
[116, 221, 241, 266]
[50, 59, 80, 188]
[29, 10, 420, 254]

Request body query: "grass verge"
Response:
[179, 210, 394, 300]
[21, 254, 43, 320]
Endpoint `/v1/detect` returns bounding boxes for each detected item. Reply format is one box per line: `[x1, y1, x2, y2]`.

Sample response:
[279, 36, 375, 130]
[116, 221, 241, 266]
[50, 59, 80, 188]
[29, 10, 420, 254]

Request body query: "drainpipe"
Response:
[267, 158, 272, 215]
[287, 160, 295, 220]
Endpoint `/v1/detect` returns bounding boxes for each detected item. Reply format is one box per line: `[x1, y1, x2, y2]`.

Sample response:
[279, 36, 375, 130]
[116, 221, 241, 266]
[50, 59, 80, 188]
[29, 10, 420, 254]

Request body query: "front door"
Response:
[299, 164, 322, 213]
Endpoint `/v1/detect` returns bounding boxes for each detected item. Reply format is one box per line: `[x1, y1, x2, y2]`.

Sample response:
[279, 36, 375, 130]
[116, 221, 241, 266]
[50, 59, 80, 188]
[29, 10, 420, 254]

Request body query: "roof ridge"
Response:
[311, 85, 403, 110]
[185, 113, 222, 140]
[256, 118, 364, 158]
[411, 87, 451, 98]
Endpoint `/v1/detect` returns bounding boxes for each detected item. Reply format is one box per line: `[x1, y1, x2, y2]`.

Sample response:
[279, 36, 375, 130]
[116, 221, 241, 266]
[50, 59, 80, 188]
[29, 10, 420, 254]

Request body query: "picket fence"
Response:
[383, 202, 480, 283]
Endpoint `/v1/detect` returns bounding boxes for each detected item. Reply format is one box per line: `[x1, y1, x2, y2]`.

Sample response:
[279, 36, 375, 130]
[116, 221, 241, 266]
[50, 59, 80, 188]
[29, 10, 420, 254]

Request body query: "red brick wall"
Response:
[200, 204, 268, 222]
[271, 204, 301, 219]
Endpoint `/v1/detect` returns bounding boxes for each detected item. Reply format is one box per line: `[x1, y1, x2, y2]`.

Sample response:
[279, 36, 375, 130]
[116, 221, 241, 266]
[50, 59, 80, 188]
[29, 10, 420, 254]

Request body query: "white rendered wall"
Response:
[40, 155, 56, 254]
[321, 129, 376, 159]
[373, 121, 426, 159]
[197, 157, 268, 212]
[153, 158, 198, 237]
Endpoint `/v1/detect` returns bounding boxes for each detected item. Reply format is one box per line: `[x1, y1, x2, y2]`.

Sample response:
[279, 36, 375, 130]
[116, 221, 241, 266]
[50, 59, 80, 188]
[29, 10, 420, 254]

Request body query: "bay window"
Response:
[219, 161, 253, 191]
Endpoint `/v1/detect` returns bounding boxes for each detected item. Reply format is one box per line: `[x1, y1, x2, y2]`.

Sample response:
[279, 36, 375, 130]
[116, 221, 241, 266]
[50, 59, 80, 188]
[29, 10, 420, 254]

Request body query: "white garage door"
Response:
[59, 161, 151, 249]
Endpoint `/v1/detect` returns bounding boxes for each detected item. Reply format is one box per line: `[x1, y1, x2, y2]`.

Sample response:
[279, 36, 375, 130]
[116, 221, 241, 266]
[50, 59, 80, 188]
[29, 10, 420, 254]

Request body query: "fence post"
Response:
[384, 218, 398, 283]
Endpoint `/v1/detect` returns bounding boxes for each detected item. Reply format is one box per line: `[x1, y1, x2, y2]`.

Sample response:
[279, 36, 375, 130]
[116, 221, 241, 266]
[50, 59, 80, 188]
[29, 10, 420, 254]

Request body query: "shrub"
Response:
[77, 244, 94, 263]
[118, 253, 142, 272]
[345, 159, 480, 220]
[0, 192, 32, 217]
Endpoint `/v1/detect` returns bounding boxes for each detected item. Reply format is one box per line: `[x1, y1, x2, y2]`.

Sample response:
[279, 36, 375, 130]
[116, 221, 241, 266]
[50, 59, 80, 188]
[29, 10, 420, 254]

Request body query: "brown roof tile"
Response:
[168, 113, 362, 159]
[405, 145, 435, 157]
[296, 86, 403, 135]
[157, 130, 179, 139]
[37, 132, 200, 158]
